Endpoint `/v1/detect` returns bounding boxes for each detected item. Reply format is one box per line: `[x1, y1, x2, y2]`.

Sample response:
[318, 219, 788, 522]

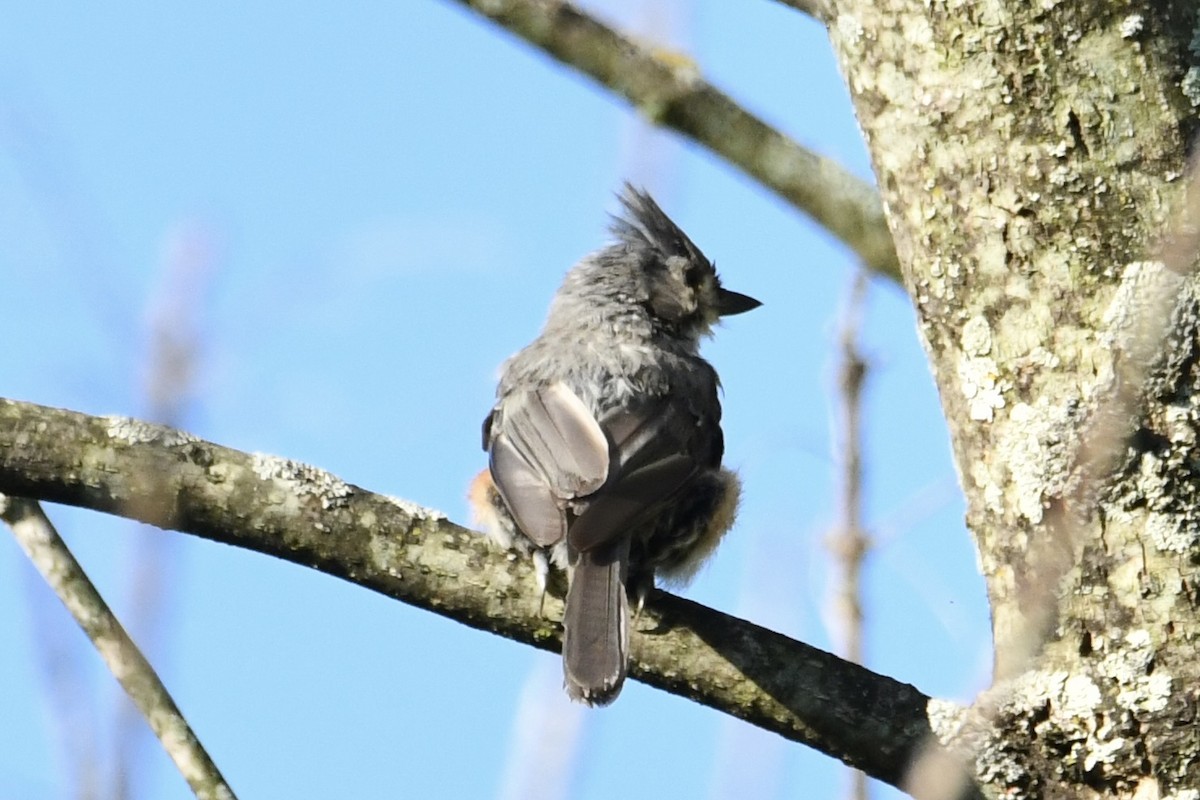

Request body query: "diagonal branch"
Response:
[445, 0, 899, 281]
[1, 496, 237, 800]
[0, 397, 968, 793]
[770, 0, 835, 24]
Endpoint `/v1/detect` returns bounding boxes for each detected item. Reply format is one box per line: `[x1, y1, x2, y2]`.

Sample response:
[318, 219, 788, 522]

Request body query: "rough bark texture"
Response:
[0, 398, 950, 791]
[829, 0, 1200, 795]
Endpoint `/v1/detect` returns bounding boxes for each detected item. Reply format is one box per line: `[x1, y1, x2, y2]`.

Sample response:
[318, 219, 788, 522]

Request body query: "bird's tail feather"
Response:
[562, 541, 629, 706]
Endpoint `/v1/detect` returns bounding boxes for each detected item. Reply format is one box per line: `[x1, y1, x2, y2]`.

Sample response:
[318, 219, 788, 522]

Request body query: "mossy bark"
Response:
[830, 0, 1200, 793]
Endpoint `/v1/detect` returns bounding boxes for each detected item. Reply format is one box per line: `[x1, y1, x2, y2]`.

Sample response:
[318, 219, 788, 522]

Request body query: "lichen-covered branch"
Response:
[446, 0, 899, 281]
[1, 496, 236, 800]
[0, 396, 965, 792]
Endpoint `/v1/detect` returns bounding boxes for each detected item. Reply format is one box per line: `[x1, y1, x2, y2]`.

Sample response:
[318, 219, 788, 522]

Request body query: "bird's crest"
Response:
[609, 183, 709, 267]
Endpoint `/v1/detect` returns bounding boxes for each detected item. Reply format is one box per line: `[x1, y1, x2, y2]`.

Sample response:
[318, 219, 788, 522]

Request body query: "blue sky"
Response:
[0, 2, 990, 798]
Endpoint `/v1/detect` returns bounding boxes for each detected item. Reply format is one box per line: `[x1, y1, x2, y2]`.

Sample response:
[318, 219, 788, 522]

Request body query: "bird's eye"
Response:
[685, 264, 719, 304]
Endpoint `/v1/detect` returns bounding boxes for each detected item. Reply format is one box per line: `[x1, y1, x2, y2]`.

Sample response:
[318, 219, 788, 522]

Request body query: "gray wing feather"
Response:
[567, 398, 712, 553]
[488, 382, 610, 547]
[567, 454, 696, 553]
[489, 435, 569, 547]
[502, 383, 609, 495]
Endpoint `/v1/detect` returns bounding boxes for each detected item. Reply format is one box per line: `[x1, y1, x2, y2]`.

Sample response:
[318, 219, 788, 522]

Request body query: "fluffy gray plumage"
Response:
[478, 184, 758, 705]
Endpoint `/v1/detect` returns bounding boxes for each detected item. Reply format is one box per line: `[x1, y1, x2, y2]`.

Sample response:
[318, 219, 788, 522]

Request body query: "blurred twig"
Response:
[3, 80, 134, 800]
[827, 270, 871, 800]
[497, 661, 585, 800]
[1, 496, 237, 800]
[448, 0, 900, 280]
[113, 223, 218, 800]
[21, 565, 102, 800]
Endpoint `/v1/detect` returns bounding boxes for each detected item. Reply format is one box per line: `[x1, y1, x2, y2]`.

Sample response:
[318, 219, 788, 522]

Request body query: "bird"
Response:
[470, 184, 759, 705]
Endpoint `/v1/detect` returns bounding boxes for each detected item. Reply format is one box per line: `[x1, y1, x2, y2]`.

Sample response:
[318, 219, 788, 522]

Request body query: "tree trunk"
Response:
[830, 0, 1200, 794]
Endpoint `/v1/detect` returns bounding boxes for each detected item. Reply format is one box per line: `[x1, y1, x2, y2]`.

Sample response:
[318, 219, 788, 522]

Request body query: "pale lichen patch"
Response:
[1166, 790, 1200, 800]
[926, 697, 1030, 784]
[383, 494, 447, 523]
[1005, 403, 1047, 523]
[104, 416, 198, 447]
[949, 641, 1176, 788]
[1119, 14, 1143, 39]
[929, 668, 1122, 790]
[1183, 68, 1200, 107]
[368, 530, 405, 578]
[961, 316, 993, 357]
[959, 356, 1006, 422]
[1099, 628, 1152, 676]
[995, 300, 1056, 364]
[995, 400, 1076, 524]
[1116, 672, 1172, 714]
[1137, 453, 1171, 505]
[981, 667, 1146, 779]
[249, 453, 352, 511]
[971, 459, 1005, 514]
[835, 12, 864, 45]
[1083, 736, 1127, 771]
[1099, 630, 1173, 714]
[1144, 511, 1198, 554]
[1163, 404, 1196, 446]
[902, 14, 934, 48]
[1059, 673, 1103, 719]
[926, 697, 970, 746]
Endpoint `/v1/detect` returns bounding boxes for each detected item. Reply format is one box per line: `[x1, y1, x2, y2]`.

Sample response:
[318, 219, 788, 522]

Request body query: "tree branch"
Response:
[1, 496, 236, 800]
[768, 0, 834, 25]
[445, 0, 899, 281]
[0, 397, 962, 792]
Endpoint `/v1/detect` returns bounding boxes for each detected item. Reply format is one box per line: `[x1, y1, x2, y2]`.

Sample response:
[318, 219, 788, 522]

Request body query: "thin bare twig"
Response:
[448, 0, 899, 280]
[113, 222, 218, 800]
[20, 566, 102, 800]
[3, 82, 131, 800]
[1, 496, 236, 800]
[827, 270, 871, 800]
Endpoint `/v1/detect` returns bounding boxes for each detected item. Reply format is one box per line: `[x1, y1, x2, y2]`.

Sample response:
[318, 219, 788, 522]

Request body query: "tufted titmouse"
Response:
[470, 185, 759, 705]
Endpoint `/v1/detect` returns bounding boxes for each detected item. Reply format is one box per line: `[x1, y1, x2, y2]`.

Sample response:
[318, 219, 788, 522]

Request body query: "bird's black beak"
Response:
[717, 288, 762, 316]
